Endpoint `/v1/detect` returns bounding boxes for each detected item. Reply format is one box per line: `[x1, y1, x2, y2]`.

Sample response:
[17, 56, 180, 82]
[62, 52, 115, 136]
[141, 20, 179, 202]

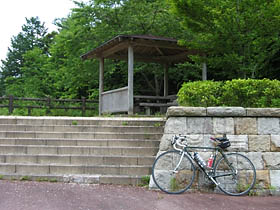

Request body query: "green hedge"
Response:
[177, 79, 280, 108]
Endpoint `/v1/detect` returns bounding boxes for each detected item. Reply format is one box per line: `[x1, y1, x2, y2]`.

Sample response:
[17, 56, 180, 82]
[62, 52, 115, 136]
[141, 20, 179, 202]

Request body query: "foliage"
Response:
[138, 175, 150, 187]
[168, 0, 280, 79]
[47, 0, 187, 99]
[0, 17, 55, 98]
[1, 0, 280, 113]
[178, 80, 223, 107]
[221, 79, 280, 107]
[178, 79, 280, 108]
[0, 17, 49, 96]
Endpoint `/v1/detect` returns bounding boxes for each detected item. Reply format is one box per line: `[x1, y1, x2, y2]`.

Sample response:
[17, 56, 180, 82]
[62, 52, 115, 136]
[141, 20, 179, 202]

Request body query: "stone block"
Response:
[207, 107, 246, 117]
[16, 165, 50, 174]
[256, 170, 270, 189]
[0, 146, 27, 155]
[187, 135, 204, 147]
[167, 107, 206, 117]
[50, 165, 85, 175]
[213, 118, 234, 135]
[0, 164, 16, 173]
[0, 156, 5, 163]
[258, 118, 280, 135]
[6, 155, 37, 164]
[249, 135, 270, 152]
[271, 135, 280, 152]
[203, 135, 215, 148]
[263, 153, 280, 169]
[245, 152, 264, 170]
[270, 170, 280, 188]
[164, 117, 186, 134]
[27, 146, 57, 155]
[63, 174, 100, 184]
[186, 117, 213, 134]
[247, 108, 280, 117]
[226, 135, 248, 152]
[159, 134, 173, 151]
[235, 118, 257, 135]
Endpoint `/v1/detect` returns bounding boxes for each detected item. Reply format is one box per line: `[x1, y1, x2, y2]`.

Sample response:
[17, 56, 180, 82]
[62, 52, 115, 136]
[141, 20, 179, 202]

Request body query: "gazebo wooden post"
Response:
[99, 57, 104, 115]
[164, 63, 169, 97]
[202, 62, 207, 81]
[128, 45, 134, 115]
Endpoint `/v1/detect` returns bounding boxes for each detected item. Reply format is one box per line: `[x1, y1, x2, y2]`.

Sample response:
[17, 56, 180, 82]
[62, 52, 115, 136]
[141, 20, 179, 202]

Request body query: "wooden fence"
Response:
[0, 95, 98, 116]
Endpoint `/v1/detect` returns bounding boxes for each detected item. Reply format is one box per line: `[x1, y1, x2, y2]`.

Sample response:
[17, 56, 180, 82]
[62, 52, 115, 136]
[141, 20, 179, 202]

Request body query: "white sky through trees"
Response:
[0, 0, 77, 61]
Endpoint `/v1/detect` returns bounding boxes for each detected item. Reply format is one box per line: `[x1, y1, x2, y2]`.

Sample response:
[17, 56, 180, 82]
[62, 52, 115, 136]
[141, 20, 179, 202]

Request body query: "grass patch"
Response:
[36, 177, 49, 182]
[138, 175, 150, 187]
[122, 121, 129, 126]
[49, 178, 58, 182]
[72, 120, 78, 125]
[153, 122, 163, 127]
[20, 176, 32, 181]
[170, 177, 180, 192]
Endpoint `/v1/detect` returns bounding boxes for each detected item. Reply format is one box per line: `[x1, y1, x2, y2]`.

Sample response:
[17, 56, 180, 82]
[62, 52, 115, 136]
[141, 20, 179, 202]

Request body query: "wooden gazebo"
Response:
[81, 35, 205, 115]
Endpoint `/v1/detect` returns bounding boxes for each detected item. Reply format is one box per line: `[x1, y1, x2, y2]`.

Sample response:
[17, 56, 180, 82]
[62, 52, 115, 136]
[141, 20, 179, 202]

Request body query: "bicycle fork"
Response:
[172, 151, 185, 173]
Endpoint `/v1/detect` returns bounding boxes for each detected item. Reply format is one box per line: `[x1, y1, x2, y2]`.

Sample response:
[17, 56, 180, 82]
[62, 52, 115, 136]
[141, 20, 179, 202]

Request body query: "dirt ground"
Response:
[0, 180, 279, 210]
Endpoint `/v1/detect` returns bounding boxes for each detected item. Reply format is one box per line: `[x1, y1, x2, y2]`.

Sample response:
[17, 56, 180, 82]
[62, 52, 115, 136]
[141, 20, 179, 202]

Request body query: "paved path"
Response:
[0, 181, 279, 210]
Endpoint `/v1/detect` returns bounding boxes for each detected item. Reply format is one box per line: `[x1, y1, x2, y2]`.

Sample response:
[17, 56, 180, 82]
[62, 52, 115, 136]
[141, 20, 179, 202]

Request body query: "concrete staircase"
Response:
[0, 116, 165, 185]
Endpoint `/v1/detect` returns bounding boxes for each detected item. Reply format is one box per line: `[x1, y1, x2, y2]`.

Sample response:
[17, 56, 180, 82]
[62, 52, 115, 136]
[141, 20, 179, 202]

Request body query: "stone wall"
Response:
[152, 106, 280, 195]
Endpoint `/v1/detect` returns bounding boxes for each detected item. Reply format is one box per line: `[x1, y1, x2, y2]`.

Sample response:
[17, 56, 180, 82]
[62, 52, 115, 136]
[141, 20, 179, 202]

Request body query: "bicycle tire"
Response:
[214, 153, 256, 196]
[151, 150, 195, 194]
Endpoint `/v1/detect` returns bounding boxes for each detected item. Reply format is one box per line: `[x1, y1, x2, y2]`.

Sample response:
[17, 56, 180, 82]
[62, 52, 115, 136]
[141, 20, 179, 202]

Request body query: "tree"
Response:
[168, 0, 280, 79]
[48, 0, 188, 99]
[0, 17, 49, 96]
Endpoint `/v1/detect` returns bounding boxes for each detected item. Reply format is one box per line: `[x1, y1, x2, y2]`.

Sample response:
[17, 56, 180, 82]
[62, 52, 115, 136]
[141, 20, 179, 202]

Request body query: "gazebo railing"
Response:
[100, 86, 129, 114]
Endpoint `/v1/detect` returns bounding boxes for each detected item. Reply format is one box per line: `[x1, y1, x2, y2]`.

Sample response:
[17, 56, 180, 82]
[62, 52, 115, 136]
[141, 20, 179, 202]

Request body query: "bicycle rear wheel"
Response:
[214, 153, 256, 196]
[151, 150, 195, 194]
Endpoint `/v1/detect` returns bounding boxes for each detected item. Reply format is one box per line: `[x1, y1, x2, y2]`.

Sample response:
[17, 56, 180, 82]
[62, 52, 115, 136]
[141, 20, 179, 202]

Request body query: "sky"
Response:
[0, 0, 77, 62]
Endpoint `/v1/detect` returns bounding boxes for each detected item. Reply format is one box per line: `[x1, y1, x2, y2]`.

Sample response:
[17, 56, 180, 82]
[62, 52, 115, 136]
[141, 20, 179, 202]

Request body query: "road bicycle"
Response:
[151, 134, 256, 196]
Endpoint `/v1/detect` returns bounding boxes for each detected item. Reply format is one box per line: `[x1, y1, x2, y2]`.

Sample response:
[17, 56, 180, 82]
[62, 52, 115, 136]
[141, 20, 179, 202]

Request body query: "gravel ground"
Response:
[0, 180, 279, 210]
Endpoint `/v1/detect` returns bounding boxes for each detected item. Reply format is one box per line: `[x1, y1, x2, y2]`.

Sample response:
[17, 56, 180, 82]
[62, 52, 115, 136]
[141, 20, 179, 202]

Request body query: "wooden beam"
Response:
[106, 51, 190, 64]
[164, 64, 169, 97]
[155, 47, 164, 56]
[132, 39, 186, 50]
[128, 45, 134, 115]
[202, 62, 207, 81]
[98, 42, 129, 58]
[99, 57, 104, 115]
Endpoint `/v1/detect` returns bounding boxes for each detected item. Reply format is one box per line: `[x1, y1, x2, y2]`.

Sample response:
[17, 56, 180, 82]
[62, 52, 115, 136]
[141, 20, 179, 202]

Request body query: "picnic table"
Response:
[134, 95, 177, 115]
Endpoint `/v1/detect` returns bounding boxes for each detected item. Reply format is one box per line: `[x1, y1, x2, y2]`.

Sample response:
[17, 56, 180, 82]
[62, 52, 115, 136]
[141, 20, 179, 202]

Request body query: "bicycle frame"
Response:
[174, 143, 237, 186]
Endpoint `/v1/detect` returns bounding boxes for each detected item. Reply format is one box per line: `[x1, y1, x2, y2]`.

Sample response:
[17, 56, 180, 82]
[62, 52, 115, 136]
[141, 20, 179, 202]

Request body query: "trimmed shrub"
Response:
[178, 79, 280, 108]
[177, 81, 223, 107]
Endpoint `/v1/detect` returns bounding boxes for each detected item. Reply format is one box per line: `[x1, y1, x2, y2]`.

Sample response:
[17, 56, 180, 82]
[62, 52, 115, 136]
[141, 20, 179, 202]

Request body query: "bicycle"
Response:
[151, 134, 256, 196]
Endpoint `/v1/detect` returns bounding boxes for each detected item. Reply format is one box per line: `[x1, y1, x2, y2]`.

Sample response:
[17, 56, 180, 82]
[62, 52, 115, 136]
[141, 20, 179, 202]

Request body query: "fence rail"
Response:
[0, 95, 98, 116]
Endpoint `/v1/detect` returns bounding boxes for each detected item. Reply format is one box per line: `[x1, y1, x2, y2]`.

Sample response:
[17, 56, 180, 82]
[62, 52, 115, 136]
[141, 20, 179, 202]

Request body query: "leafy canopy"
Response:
[168, 0, 280, 79]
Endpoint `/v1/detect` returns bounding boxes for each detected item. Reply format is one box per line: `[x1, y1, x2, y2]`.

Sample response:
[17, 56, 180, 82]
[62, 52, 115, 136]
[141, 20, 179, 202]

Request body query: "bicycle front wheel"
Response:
[214, 153, 256, 196]
[151, 150, 195, 194]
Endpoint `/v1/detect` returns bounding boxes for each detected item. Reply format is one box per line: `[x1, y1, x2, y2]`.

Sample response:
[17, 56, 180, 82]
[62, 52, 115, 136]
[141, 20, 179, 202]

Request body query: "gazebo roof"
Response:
[81, 35, 198, 64]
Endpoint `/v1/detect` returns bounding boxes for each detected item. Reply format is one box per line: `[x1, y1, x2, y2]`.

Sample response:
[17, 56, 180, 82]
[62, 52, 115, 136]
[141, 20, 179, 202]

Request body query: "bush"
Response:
[178, 79, 280, 108]
[177, 81, 223, 107]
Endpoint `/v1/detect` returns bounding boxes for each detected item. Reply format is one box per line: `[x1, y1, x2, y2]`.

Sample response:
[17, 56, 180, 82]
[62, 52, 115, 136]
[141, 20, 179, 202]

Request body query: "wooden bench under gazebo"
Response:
[81, 35, 206, 115]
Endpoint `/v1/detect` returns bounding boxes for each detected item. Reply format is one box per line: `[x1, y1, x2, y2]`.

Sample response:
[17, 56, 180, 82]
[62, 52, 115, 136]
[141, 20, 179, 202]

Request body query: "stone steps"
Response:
[0, 154, 154, 165]
[0, 131, 163, 140]
[0, 116, 164, 126]
[0, 116, 164, 185]
[0, 163, 151, 176]
[0, 145, 158, 156]
[0, 174, 145, 185]
[0, 138, 160, 147]
[0, 124, 163, 133]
